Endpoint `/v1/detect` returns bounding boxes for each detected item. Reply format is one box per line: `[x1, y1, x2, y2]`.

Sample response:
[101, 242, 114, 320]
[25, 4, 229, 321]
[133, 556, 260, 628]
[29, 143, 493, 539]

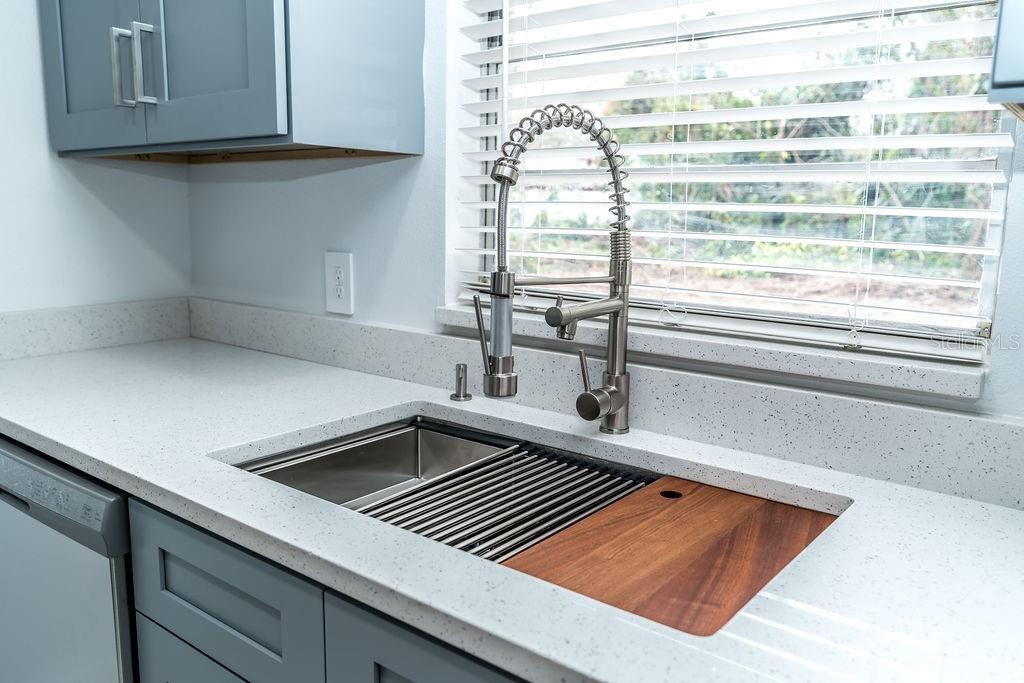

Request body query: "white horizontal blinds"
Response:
[457, 0, 1013, 341]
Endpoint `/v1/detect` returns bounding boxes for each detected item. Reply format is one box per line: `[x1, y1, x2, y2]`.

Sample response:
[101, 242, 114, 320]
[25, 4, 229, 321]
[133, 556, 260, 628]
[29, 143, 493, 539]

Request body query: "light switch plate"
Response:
[325, 252, 354, 315]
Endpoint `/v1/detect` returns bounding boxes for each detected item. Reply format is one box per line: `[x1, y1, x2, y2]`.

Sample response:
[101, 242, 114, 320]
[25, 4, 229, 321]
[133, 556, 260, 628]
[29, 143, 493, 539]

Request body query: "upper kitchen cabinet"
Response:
[36, 0, 425, 161]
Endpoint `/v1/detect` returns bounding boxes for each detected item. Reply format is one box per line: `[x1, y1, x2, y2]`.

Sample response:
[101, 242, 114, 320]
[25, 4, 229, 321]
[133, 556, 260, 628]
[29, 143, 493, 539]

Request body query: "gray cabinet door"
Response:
[37, 0, 149, 151]
[325, 593, 520, 683]
[138, 0, 288, 144]
[130, 499, 326, 683]
[137, 613, 245, 683]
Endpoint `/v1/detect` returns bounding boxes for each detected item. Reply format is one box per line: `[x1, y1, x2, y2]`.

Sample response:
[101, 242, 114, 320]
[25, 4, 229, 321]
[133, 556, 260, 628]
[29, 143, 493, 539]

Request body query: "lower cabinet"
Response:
[130, 499, 325, 683]
[129, 499, 520, 683]
[325, 593, 518, 683]
[137, 613, 244, 683]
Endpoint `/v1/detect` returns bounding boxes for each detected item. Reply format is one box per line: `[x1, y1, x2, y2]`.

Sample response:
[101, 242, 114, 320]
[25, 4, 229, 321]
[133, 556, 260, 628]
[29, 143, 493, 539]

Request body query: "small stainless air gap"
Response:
[450, 363, 472, 402]
[472, 103, 632, 434]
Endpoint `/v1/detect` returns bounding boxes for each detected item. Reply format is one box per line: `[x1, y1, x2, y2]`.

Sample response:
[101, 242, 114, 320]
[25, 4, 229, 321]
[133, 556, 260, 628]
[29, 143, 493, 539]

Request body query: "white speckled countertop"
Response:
[0, 339, 1021, 682]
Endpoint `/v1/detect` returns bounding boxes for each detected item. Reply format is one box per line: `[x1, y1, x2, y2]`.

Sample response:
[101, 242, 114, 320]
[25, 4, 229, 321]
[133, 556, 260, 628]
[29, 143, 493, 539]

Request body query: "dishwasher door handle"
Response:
[0, 436, 129, 557]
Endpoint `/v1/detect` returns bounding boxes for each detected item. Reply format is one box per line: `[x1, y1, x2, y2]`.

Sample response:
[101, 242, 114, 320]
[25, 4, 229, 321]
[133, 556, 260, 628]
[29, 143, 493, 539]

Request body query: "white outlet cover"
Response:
[325, 252, 354, 315]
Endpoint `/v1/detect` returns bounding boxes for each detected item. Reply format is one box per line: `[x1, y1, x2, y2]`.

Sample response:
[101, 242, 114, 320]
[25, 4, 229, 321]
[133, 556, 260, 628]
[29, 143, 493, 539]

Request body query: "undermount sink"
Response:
[240, 417, 840, 637]
[241, 417, 654, 561]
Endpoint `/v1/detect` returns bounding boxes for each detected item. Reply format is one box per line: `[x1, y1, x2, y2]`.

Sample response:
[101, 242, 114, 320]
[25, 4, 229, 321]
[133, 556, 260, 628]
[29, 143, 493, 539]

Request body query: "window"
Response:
[453, 0, 1015, 354]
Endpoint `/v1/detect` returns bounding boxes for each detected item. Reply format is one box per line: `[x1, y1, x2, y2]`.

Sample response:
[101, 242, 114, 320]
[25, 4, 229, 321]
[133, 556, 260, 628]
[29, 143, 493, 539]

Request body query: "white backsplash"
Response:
[0, 298, 190, 361]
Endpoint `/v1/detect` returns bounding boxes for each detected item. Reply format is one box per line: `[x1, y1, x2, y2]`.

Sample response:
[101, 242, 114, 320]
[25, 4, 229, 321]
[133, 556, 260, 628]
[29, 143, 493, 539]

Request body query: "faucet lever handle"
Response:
[577, 349, 592, 393]
[472, 295, 492, 373]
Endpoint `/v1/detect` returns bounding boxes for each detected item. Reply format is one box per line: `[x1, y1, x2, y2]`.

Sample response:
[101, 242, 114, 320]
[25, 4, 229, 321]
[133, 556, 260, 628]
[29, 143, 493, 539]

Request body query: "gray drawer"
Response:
[325, 592, 519, 683]
[137, 613, 244, 683]
[129, 499, 325, 683]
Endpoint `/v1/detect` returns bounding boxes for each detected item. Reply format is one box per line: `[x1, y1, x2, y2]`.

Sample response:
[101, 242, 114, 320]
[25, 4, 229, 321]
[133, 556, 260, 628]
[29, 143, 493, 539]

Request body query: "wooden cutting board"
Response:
[502, 476, 835, 636]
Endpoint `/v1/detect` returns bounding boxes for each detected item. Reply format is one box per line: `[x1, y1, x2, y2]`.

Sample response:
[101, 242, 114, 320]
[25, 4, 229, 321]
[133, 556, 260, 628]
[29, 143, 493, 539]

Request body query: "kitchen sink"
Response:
[243, 419, 512, 510]
[240, 417, 841, 638]
[241, 417, 654, 561]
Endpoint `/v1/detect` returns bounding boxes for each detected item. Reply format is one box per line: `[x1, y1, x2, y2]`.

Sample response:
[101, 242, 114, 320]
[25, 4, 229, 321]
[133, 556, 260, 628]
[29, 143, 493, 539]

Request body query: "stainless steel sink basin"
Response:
[242, 417, 654, 561]
[244, 421, 509, 509]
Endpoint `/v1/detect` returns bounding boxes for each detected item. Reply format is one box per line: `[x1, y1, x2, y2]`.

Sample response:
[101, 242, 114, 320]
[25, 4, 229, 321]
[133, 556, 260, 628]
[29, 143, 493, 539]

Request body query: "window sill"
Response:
[435, 304, 987, 402]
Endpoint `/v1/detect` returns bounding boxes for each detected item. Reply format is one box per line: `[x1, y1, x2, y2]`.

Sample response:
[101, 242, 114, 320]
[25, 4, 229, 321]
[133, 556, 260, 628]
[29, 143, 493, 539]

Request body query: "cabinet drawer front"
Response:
[130, 500, 325, 683]
[137, 613, 244, 683]
[325, 593, 519, 683]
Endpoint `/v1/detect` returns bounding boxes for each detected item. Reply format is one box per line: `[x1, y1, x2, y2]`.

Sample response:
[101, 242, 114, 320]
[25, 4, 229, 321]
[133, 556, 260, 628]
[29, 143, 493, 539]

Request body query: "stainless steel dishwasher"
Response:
[0, 435, 133, 683]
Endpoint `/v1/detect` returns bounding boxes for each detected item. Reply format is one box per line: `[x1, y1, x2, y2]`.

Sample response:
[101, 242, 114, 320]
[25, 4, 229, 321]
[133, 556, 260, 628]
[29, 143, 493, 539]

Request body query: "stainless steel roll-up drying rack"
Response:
[244, 418, 655, 564]
[357, 442, 651, 563]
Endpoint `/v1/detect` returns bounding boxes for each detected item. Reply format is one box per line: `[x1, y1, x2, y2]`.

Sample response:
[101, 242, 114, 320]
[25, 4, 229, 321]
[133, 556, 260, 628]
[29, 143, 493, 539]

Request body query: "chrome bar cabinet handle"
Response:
[131, 22, 158, 105]
[110, 27, 135, 107]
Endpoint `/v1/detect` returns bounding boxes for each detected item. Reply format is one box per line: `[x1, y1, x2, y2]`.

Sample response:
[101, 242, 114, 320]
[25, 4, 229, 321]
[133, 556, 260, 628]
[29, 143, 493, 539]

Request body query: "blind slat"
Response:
[462, 46, 502, 67]
[461, 168, 1007, 185]
[506, 0, 688, 31]
[458, 201, 1003, 221]
[460, 96, 1001, 136]
[461, 18, 502, 41]
[455, 248, 984, 288]
[463, 133, 1013, 162]
[459, 227, 1000, 256]
[465, 0, 501, 13]
[463, 57, 993, 115]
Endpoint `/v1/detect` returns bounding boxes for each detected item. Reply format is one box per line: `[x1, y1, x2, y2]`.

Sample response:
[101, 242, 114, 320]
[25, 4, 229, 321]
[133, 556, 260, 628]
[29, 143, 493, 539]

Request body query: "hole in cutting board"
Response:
[660, 490, 683, 499]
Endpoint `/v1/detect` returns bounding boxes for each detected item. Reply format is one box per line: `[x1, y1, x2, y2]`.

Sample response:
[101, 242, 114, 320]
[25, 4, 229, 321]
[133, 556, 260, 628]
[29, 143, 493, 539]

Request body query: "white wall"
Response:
[188, 0, 447, 330]
[0, 3, 191, 314]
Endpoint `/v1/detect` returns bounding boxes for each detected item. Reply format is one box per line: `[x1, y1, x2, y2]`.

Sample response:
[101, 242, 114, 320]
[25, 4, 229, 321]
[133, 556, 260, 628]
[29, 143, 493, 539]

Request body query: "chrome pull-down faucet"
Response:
[471, 103, 632, 435]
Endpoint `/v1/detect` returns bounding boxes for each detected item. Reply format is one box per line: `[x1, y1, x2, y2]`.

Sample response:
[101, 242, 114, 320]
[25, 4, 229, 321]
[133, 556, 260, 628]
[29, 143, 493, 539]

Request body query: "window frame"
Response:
[444, 0, 1015, 397]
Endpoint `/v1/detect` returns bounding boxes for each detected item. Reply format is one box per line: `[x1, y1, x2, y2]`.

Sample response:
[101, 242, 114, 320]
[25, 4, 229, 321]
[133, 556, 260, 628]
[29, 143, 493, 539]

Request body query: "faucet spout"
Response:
[544, 297, 625, 327]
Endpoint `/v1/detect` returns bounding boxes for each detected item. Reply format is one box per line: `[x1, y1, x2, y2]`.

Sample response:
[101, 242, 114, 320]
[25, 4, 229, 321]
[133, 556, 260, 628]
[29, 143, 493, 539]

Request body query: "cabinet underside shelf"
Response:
[102, 145, 412, 164]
